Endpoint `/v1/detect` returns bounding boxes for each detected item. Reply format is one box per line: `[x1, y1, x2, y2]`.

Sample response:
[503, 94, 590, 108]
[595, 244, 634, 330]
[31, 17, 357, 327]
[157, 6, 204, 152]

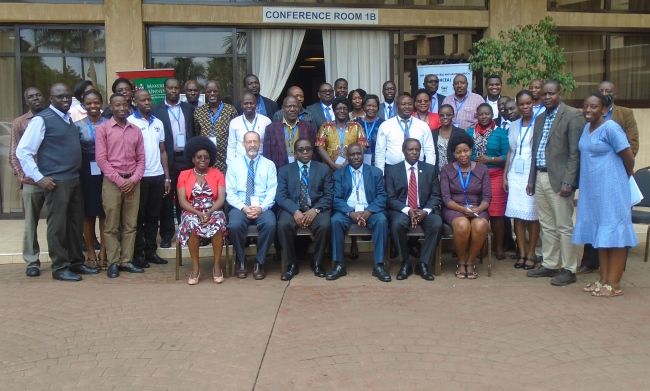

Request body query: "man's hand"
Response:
[293, 210, 305, 226]
[163, 181, 171, 196]
[408, 209, 419, 227]
[301, 209, 318, 227]
[558, 184, 573, 197]
[119, 178, 134, 193]
[415, 209, 428, 224]
[36, 176, 56, 191]
[243, 206, 260, 219]
[349, 211, 361, 224]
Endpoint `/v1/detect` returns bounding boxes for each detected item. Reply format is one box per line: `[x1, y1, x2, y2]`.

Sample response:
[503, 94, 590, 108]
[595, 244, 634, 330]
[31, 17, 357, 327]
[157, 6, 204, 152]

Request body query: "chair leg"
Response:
[435, 243, 442, 276]
[225, 240, 231, 277]
[645, 226, 649, 262]
[487, 233, 492, 277]
[175, 239, 181, 281]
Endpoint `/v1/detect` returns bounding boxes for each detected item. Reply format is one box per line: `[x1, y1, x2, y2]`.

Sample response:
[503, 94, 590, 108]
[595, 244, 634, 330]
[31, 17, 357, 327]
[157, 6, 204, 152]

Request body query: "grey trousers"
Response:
[21, 183, 46, 268]
[43, 178, 85, 271]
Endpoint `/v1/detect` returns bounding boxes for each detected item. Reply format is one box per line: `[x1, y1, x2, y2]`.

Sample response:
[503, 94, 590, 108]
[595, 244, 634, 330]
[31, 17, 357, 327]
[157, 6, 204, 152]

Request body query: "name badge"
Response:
[288, 156, 295, 163]
[90, 160, 101, 176]
[363, 154, 372, 166]
[250, 196, 260, 207]
[208, 136, 217, 147]
[176, 134, 186, 148]
[514, 157, 525, 174]
[355, 203, 365, 212]
[335, 155, 347, 165]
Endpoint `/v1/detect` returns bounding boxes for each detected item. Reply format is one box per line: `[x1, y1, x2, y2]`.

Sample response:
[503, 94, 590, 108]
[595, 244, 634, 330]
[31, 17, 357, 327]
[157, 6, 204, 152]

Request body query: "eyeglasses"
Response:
[295, 147, 312, 153]
[319, 89, 334, 94]
[439, 113, 454, 118]
[425, 79, 439, 83]
[52, 94, 73, 100]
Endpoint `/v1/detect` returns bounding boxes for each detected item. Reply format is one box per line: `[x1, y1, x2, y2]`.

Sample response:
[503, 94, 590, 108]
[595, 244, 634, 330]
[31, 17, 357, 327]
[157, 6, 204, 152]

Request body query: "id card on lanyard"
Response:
[335, 121, 348, 164]
[168, 106, 185, 149]
[87, 117, 103, 175]
[350, 166, 365, 212]
[363, 119, 376, 165]
[453, 96, 467, 127]
[457, 163, 472, 207]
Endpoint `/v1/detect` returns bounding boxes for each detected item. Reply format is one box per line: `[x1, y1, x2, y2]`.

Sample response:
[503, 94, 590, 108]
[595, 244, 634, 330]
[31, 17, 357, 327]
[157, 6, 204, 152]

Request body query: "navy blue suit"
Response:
[331, 164, 388, 265]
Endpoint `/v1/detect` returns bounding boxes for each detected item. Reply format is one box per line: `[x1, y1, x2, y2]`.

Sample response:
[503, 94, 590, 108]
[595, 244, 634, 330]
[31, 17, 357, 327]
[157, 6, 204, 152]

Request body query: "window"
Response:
[558, 32, 650, 106]
[549, 0, 650, 12]
[147, 27, 248, 104]
[0, 25, 106, 214]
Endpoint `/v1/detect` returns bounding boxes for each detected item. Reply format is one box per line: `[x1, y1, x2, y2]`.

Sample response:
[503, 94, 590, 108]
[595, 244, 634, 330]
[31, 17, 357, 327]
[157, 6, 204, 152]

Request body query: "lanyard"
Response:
[284, 123, 298, 155]
[321, 103, 332, 121]
[336, 121, 348, 155]
[243, 114, 258, 133]
[349, 165, 363, 202]
[398, 117, 412, 138]
[245, 156, 261, 182]
[518, 120, 533, 156]
[300, 164, 310, 193]
[604, 106, 613, 119]
[86, 117, 102, 141]
[208, 102, 224, 131]
[363, 119, 377, 146]
[457, 162, 472, 206]
[298, 113, 303, 120]
[167, 106, 182, 132]
[453, 96, 467, 116]
[385, 103, 394, 119]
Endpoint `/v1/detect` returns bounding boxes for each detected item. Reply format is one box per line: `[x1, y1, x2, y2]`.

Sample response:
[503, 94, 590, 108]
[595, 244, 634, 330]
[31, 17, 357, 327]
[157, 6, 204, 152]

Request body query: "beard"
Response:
[246, 149, 258, 159]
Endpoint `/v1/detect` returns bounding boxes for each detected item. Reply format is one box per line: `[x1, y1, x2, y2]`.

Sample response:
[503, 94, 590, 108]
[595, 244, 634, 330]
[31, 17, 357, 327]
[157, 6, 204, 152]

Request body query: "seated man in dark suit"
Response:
[275, 138, 333, 280]
[386, 138, 443, 281]
[329, 143, 389, 282]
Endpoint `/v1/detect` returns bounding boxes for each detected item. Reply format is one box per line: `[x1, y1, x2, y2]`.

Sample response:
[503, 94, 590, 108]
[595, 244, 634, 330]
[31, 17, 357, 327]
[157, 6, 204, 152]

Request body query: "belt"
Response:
[174, 151, 184, 156]
[537, 167, 548, 173]
[119, 172, 134, 179]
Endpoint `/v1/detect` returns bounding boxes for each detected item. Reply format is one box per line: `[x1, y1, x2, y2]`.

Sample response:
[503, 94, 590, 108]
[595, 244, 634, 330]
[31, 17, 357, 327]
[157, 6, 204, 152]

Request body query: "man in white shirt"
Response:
[226, 92, 271, 168]
[226, 131, 277, 280]
[128, 89, 171, 268]
[375, 95, 435, 173]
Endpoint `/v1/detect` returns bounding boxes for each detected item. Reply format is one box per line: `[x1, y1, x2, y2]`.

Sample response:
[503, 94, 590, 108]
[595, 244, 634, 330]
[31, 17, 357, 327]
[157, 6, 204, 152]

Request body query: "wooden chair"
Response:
[435, 223, 492, 277]
[175, 236, 230, 281]
[344, 224, 390, 271]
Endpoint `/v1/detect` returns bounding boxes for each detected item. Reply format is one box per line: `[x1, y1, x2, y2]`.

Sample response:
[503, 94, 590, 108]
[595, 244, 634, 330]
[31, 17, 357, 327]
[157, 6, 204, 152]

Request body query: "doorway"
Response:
[277, 29, 325, 108]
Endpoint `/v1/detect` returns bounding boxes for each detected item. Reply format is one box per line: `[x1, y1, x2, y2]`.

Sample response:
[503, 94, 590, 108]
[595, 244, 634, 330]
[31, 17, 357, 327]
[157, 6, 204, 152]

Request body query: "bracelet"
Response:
[561, 182, 573, 188]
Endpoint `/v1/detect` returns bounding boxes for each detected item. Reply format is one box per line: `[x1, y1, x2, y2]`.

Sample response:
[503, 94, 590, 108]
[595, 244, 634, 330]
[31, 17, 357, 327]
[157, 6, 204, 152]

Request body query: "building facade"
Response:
[0, 0, 649, 214]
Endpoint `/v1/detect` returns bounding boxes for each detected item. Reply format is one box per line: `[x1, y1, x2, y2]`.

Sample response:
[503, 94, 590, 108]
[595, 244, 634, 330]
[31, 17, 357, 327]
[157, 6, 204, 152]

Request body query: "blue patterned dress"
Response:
[573, 120, 638, 248]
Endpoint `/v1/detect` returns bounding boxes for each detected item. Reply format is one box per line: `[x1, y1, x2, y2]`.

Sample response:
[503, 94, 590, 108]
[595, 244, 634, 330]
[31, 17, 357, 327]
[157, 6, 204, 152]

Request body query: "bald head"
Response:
[49, 83, 72, 112]
[287, 86, 305, 105]
[598, 81, 617, 103]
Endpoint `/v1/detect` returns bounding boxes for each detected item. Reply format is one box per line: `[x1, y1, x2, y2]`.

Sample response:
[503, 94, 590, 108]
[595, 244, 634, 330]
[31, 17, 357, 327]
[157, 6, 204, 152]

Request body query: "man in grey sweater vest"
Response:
[17, 83, 100, 281]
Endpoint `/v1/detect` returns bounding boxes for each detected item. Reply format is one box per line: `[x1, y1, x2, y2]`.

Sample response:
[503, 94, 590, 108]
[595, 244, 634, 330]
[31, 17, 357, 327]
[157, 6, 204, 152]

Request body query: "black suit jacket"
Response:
[275, 160, 333, 215]
[432, 93, 446, 112]
[385, 161, 441, 213]
[151, 101, 195, 162]
[305, 101, 330, 131]
[234, 95, 278, 117]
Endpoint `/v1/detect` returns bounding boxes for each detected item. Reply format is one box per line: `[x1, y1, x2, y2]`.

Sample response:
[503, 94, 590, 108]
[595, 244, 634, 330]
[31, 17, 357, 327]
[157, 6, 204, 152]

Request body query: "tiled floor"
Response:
[1, 224, 649, 390]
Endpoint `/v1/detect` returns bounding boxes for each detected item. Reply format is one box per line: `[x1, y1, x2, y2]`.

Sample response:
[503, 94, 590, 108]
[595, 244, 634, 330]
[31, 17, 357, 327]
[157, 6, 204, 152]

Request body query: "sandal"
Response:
[86, 258, 99, 269]
[100, 259, 109, 271]
[523, 257, 540, 270]
[514, 256, 525, 269]
[582, 281, 602, 293]
[466, 264, 478, 279]
[592, 284, 623, 297]
[455, 264, 466, 279]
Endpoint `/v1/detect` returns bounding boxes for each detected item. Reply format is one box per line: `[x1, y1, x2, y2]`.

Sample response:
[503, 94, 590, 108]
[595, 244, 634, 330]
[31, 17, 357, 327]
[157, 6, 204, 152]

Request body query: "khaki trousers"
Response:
[102, 177, 140, 265]
[535, 172, 577, 272]
[22, 183, 46, 268]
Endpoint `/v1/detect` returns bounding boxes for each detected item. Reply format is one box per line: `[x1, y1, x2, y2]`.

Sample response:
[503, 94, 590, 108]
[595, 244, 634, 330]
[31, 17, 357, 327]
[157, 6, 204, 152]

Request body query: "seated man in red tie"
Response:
[385, 138, 443, 281]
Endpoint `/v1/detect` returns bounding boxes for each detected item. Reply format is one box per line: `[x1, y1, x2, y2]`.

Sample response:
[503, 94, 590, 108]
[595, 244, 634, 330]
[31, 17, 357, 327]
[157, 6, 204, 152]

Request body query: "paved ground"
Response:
[1, 245, 650, 391]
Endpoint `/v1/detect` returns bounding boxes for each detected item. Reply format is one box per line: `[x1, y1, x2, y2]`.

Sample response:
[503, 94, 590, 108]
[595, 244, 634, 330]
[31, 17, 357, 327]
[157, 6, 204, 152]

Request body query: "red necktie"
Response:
[408, 166, 417, 209]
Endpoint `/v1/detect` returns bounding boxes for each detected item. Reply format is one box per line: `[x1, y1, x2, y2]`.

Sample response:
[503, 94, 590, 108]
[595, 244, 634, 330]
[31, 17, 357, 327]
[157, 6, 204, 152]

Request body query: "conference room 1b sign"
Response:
[263, 7, 379, 25]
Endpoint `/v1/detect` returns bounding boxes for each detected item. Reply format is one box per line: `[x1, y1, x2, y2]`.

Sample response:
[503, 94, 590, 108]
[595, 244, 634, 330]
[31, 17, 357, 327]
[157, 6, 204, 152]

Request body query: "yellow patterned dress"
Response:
[315, 121, 369, 164]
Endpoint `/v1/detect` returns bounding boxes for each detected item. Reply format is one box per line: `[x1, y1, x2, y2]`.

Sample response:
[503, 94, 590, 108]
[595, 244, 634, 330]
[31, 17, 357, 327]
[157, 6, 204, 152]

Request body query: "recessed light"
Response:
[305, 57, 324, 61]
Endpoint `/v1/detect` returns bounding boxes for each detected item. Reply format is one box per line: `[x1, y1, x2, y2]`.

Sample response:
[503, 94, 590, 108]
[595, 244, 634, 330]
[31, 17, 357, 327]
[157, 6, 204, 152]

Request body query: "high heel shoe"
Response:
[213, 268, 224, 284]
[188, 270, 200, 285]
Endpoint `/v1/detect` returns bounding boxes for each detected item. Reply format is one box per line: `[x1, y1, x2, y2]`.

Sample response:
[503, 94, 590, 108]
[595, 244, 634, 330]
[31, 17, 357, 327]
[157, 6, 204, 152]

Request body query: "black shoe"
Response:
[526, 265, 559, 278]
[522, 257, 541, 270]
[69, 264, 100, 274]
[396, 262, 413, 280]
[414, 263, 435, 281]
[118, 262, 145, 273]
[160, 239, 172, 248]
[409, 245, 421, 258]
[107, 263, 119, 278]
[132, 258, 150, 268]
[26, 267, 40, 277]
[551, 269, 577, 286]
[281, 263, 299, 281]
[326, 263, 347, 280]
[576, 265, 596, 274]
[311, 262, 326, 278]
[146, 253, 168, 265]
[235, 261, 247, 279]
[253, 262, 266, 280]
[372, 264, 391, 282]
[52, 268, 82, 282]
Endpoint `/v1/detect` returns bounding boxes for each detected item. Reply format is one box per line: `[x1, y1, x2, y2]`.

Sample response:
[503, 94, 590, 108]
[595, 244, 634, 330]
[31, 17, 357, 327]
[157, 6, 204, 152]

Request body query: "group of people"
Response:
[8, 72, 639, 295]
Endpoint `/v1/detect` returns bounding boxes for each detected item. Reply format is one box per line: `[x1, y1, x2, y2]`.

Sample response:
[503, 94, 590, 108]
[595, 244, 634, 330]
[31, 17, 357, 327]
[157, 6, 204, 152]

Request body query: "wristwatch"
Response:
[315, 208, 322, 214]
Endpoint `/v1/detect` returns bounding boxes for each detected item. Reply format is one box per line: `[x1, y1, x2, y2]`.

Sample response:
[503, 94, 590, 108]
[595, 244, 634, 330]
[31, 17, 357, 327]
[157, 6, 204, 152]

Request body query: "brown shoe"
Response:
[253, 262, 265, 280]
[235, 261, 247, 279]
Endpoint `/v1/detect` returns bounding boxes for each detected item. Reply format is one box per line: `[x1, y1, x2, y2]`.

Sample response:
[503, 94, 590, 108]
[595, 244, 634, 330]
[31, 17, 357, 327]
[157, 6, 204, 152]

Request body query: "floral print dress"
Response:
[178, 181, 227, 247]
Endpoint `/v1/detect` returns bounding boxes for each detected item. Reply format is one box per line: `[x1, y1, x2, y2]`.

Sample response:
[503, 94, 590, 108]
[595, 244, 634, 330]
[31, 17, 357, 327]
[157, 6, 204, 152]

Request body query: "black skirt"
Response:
[80, 152, 106, 217]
